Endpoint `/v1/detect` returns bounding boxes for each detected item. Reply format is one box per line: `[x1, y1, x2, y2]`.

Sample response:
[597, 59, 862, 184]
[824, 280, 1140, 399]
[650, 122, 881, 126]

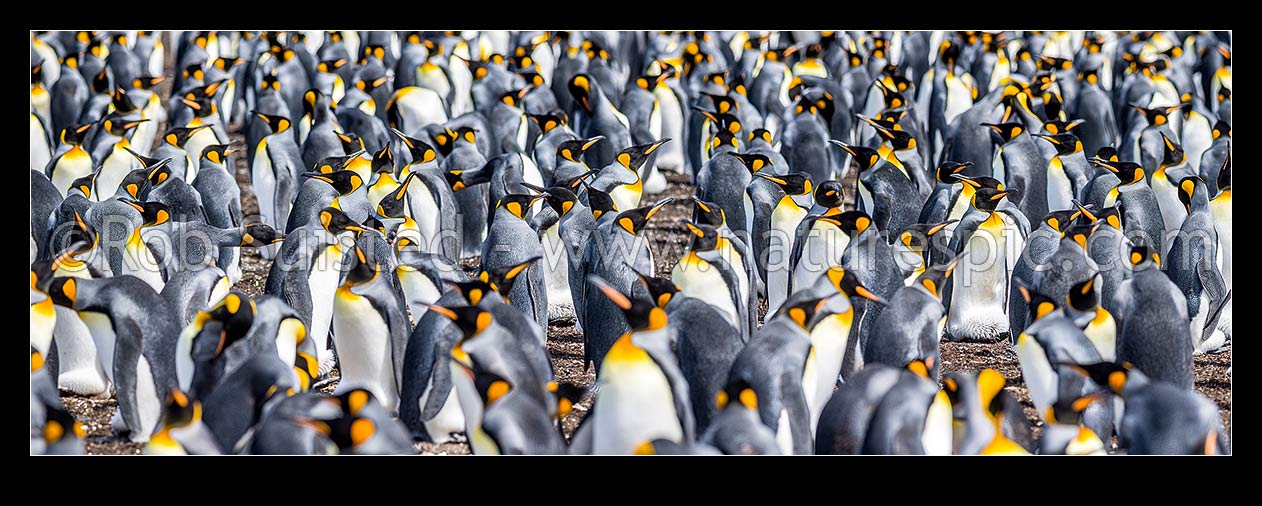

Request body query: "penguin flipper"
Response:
[947, 212, 984, 256]
[778, 369, 814, 455]
[1197, 261, 1229, 336]
[420, 340, 455, 421]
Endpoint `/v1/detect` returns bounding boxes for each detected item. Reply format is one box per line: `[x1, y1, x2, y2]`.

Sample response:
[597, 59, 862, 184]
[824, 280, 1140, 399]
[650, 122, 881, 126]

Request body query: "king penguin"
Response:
[946, 187, 1030, 342]
[1166, 176, 1229, 353]
[1112, 245, 1194, 389]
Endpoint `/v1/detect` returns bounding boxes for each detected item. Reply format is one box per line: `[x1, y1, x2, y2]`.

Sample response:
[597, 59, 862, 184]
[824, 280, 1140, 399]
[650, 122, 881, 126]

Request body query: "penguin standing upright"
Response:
[864, 260, 958, 381]
[984, 121, 1048, 222]
[1209, 155, 1231, 341]
[672, 222, 751, 339]
[482, 194, 549, 329]
[1113, 245, 1194, 389]
[442, 126, 491, 259]
[758, 172, 813, 315]
[45, 122, 96, 197]
[947, 187, 1030, 342]
[1034, 133, 1091, 212]
[1093, 159, 1167, 253]
[250, 112, 303, 259]
[332, 244, 409, 413]
[1166, 176, 1228, 353]
[568, 74, 632, 170]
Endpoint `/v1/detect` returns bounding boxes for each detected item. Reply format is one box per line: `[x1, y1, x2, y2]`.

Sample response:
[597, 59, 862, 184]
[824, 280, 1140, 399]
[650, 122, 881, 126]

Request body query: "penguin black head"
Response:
[778, 293, 839, 331]
[1043, 117, 1085, 136]
[898, 220, 957, 251]
[115, 164, 156, 200]
[433, 304, 495, 345]
[1037, 55, 1073, 72]
[1093, 146, 1119, 163]
[556, 136, 603, 164]
[524, 183, 578, 217]
[1062, 222, 1098, 251]
[182, 80, 227, 116]
[516, 70, 546, 89]
[376, 172, 418, 219]
[1093, 205, 1123, 231]
[724, 152, 773, 175]
[205, 291, 257, 354]
[587, 188, 618, 221]
[31, 60, 44, 86]
[212, 57, 243, 73]
[915, 256, 962, 300]
[498, 193, 545, 221]
[1132, 104, 1182, 127]
[110, 87, 138, 113]
[552, 381, 587, 421]
[252, 111, 292, 134]
[813, 181, 846, 208]
[824, 267, 886, 304]
[59, 122, 94, 146]
[241, 223, 285, 247]
[817, 210, 872, 238]
[385, 130, 434, 168]
[163, 125, 210, 148]
[527, 112, 568, 135]
[319, 207, 367, 236]
[629, 264, 680, 309]
[971, 187, 1016, 213]
[146, 162, 175, 190]
[1090, 159, 1144, 184]
[616, 139, 671, 171]
[830, 140, 883, 172]
[1036, 133, 1084, 156]
[312, 150, 364, 174]
[708, 130, 740, 154]
[1159, 132, 1187, 168]
[66, 172, 97, 200]
[499, 87, 531, 107]
[632, 73, 668, 92]
[371, 145, 395, 175]
[1016, 282, 1058, 322]
[200, 144, 236, 166]
[614, 198, 673, 236]
[753, 172, 813, 196]
[748, 128, 774, 146]
[467, 365, 514, 408]
[306, 169, 364, 195]
[866, 121, 917, 152]
[702, 93, 738, 116]
[1066, 277, 1101, 313]
[715, 377, 759, 413]
[956, 175, 1005, 193]
[302, 88, 325, 118]
[690, 198, 727, 228]
[445, 126, 478, 146]
[875, 82, 907, 110]
[683, 221, 720, 252]
[337, 131, 366, 153]
[1177, 175, 1210, 215]
[101, 117, 148, 137]
[89, 67, 112, 94]
[1041, 209, 1079, 233]
[342, 245, 381, 288]
[182, 63, 207, 83]
[316, 57, 349, 75]
[1064, 361, 1135, 395]
[160, 388, 203, 429]
[589, 275, 668, 332]
[935, 161, 973, 184]
[981, 122, 1025, 145]
[1077, 67, 1102, 86]
[1211, 120, 1231, 141]
[568, 74, 595, 112]
[481, 257, 541, 298]
[1044, 392, 1105, 427]
[325, 401, 379, 451]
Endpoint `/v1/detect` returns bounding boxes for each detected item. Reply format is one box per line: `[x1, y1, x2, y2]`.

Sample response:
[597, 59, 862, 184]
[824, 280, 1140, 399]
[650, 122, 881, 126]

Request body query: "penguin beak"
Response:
[645, 197, 674, 220]
[182, 98, 201, 110]
[644, 138, 672, 154]
[581, 136, 605, 151]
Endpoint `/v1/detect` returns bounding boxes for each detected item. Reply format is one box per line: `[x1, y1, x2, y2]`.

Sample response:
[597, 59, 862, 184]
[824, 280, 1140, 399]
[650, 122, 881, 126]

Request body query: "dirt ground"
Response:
[55, 36, 1229, 454]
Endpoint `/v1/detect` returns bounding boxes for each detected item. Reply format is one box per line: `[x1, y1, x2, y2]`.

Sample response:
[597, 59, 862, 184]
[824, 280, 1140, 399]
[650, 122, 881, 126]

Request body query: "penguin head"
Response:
[1090, 159, 1144, 185]
[1093, 146, 1120, 163]
[524, 183, 579, 217]
[1035, 133, 1084, 156]
[481, 257, 541, 300]
[875, 82, 907, 110]
[630, 264, 681, 309]
[748, 128, 774, 146]
[587, 188, 618, 221]
[1042, 118, 1084, 136]
[777, 293, 839, 331]
[1015, 282, 1058, 323]
[390, 129, 439, 166]
[556, 136, 604, 163]
[1090, 205, 1123, 231]
[307, 169, 364, 195]
[447, 126, 478, 146]
[371, 145, 395, 175]
[915, 256, 962, 301]
[715, 377, 759, 412]
[241, 223, 285, 248]
[731, 153, 773, 174]
[145, 161, 175, 190]
[327, 391, 382, 451]
[831, 141, 883, 172]
[904, 357, 938, 380]
[430, 304, 494, 340]
[110, 87, 138, 113]
[1061, 221, 1098, 252]
[1211, 119, 1231, 141]
[632, 73, 667, 92]
[568, 74, 595, 112]
[1064, 361, 1138, 395]
[212, 56, 243, 73]
[690, 198, 727, 229]
[121, 199, 170, 227]
[589, 275, 667, 332]
[816, 210, 872, 238]
[182, 63, 207, 83]
[1037, 55, 1073, 73]
[194, 144, 234, 167]
[341, 245, 382, 289]
[702, 92, 738, 115]
[497, 193, 545, 220]
[1129, 244, 1161, 270]
[683, 221, 720, 252]
[162, 125, 209, 148]
[696, 109, 742, 137]
[316, 57, 349, 76]
[1159, 132, 1187, 168]
[101, 117, 148, 137]
[319, 207, 368, 236]
[898, 220, 957, 253]
[60, 53, 80, 71]
[753, 172, 813, 196]
[1132, 104, 1181, 127]
[970, 187, 1015, 213]
[708, 130, 740, 155]
[377, 173, 418, 219]
[1077, 67, 1102, 86]
[552, 381, 587, 421]
[813, 181, 846, 208]
[58, 122, 94, 147]
[527, 112, 568, 135]
[1066, 277, 1101, 313]
[614, 198, 674, 236]
[934, 161, 973, 184]
[337, 131, 367, 153]
[252, 111, 292, 134]
[981, 122, 1025, 145]
[158, 388, 203, 431]
[867, 121, 917, 152]
[207, 291, 257, 348]
[615, 139, 672, 172]
[40, 403, 87, 448]
[90, 67, 112, 94]
[294, 350, 319, 393]
[516, 70, 546, 89]
[182, 81, 227, 117]
[449, 277, 497, 306]
[464, 365, 514, 409]
[1040, 209, 1079, 233]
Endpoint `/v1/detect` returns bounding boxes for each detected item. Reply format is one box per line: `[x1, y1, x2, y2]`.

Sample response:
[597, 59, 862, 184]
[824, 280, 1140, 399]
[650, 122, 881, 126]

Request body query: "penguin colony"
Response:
[30, 30, 1230, 455]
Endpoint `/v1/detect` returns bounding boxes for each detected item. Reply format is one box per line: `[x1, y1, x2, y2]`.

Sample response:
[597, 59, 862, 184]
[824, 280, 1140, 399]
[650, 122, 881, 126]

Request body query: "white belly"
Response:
[807, 311, 852, 428]
[184, 127, 219, 179]
[1182, 113, 1213, 172]
[947, 218, 1017, 341]
[398, 267, 442, 323]
[654, 88, 684, 172]
[54, 307, 111, 396]
[80, 311, 118, 385]
[98, 145, 138, 198]
[251, 142, 278, 258]
[922, 391, 954, 455]
[1212, 204, 1231, 290]
[593, 360, 683, 454]
[308, 245, 344, 370]
[672, 258, 738, 323]
[31, 297, 56, 357]
[50, 148, 94, 197]
[944, 75, 973, 126]
[404, 175, 441, 252]
[766, 202, 809, 315]
[394, 87, 449, 135]
[131, 355, 161, 442]
[30, 114, 50, 172]
[1151, 173, 1186, 246]
[332, 292, 399, 412]
[541, 225, 573, 313]
[420, 378, 465, 444]
[1014, 334, 1056, 419]
[1047, 158, 1074, 212]
[608, 183, 641, 212]
[123, 234, 165, 291]
[791, 221, 849, 295]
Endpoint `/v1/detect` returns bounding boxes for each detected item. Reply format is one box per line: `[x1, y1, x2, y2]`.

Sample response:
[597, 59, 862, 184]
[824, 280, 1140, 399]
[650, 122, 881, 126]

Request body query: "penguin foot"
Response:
[945, 317, 1011, 343]
[1194, 329, 1230, 354]
[55, 370, 111, 397]
[547, 303, 577, 326]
